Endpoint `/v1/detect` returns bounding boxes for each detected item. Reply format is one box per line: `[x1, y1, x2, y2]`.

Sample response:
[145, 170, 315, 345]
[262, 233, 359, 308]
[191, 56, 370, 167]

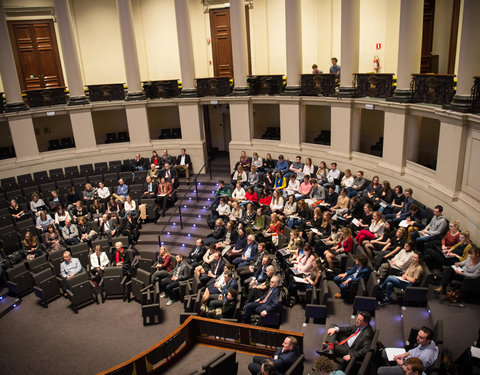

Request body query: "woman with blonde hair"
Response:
[355, 211, 385, 246]
[325, 227, 354, 269]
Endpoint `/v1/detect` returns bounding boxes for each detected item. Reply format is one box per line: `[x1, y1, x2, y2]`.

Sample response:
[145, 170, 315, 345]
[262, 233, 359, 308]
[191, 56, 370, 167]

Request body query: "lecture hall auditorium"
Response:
[0, 0, 479, 374]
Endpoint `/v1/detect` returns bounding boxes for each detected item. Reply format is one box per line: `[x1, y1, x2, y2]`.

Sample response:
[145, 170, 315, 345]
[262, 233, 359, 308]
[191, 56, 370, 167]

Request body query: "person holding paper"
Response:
[378, 252, 424, 305]
[378, 326, 438, 374]
[333, 254, 370, 299]
[434, 245, 480, 294]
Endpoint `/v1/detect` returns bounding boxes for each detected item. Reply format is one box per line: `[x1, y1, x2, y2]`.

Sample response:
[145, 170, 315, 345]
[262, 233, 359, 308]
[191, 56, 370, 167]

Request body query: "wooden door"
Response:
[210, 8, 234, 77]
[420, 0, 436, 73]
[8, 20, 64, 92]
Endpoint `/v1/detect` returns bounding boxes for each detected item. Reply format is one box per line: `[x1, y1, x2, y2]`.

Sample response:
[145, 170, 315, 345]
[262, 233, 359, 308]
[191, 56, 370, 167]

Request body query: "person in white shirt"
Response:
[231, 182, 246, 202]
[326, 162, 341, 185]
[123, 195, 137, 217]
[284, 174, 300, 198]
[97, 181, 111, 202]
[377, 240, 414, 281]
[90, 245, 110, 283]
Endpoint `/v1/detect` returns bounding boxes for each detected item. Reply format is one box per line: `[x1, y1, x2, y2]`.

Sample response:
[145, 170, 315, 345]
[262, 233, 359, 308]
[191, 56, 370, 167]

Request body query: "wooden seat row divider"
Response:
[98, 315, 304, 375]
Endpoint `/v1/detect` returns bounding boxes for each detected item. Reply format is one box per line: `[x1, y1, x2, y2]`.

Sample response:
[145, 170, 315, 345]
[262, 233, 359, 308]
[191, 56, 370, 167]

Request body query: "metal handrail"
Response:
[157, 157, 211, 246]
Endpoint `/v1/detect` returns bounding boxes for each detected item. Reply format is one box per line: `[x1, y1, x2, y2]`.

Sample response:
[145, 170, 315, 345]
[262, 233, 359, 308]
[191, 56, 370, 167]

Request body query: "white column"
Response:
[230, 0, 249, 94]
[174, 0, 196, 96]
[125, 103, 151, 146]
[279, 99, 302, 150]
[338, 0, 360, 96]
[67, 107, 98, 151]
[285, 0, 302, 93]
[54, 0, 88, 105]
[330, 103, 358, 158]
[0, 1, 27, 111]
[392, 0, 424, 102]
[450, 0, 480, 111]
[7, 114, 39, 160]
[229, 99, 252, 144]
[433, 119, 467, 197]
[116, 0, 144, 100]
[380, 110, 408, 173]
[178, 100, 206, 172]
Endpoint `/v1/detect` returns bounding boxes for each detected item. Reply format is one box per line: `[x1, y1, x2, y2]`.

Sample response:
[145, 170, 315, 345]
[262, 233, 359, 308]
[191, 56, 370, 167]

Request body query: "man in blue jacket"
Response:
[248, 336, 301, 375]
[333, 254, 371, 299]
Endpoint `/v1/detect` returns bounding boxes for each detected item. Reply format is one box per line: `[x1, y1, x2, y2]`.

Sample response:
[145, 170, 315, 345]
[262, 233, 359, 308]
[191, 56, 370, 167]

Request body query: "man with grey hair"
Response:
[60, 251, 83, 294]
[243, 275, 281, 323]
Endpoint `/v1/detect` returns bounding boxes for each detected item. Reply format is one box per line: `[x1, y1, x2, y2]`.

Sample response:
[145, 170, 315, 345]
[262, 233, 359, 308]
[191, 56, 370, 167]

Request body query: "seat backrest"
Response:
[27, 255, 50, 274]
[135, 268, 151, 286]
[32, 267, 55, 285]
[6, 261, 28, 279]
[433, 320, 443, 345]
[284, 353, 304, 375]
[67, 272, 89, 288]
[356, 278, 366, 297]
[366, 273, 379, 297]
[103, 266, 123, 277]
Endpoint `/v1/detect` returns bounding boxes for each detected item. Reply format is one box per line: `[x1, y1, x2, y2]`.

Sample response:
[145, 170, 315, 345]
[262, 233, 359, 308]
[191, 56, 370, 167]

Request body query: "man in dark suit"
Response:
[186, 238, 207, 267]
[160, 254, 190, 306]
[316, 310, 374, 365]
[208, 270, 238, 309]
[174, 148, 192, 183]
[142, 175, 158, 198]
[99, 213, 118, 243]
[243, 275, 281, 323]
[248, 336, 301, 375]
[200, 250, 225, 285]
[161, 162, 177, 188]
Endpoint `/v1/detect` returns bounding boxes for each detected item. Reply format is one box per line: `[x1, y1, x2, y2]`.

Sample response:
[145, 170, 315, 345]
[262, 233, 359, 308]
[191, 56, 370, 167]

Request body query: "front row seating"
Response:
[32, 267, 62, 307]
[66, 272, 99, 313]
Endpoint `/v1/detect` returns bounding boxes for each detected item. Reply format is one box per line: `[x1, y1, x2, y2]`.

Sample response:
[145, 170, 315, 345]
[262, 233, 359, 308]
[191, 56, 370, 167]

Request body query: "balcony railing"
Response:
[300, 74, 336, 96]
[25, 87, 67, 107]
[354, 73, 394, 98]
[196, 77, 233, 97]
[143, 80, 180, 99]
[247, 75, 285, 95]
[87, 83, 125, 102]
[411, 74, 455, 105]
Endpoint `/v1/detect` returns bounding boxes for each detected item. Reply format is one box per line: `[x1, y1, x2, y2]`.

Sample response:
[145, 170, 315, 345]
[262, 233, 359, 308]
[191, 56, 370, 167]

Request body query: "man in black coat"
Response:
[174, 148, 192, 183]
[316, 310, 374, 365]
[186, 238, 207, 267]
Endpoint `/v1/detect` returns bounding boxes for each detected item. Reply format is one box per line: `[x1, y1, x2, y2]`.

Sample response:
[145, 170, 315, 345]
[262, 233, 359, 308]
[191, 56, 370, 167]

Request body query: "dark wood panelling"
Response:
[300, 74, 336, 96]
[412, 74, 455, 105]
[447, 0, 460, 74]
[354, 74, 394, 98]
[8, 20, 64, 92]
[421, 0, 436, 73]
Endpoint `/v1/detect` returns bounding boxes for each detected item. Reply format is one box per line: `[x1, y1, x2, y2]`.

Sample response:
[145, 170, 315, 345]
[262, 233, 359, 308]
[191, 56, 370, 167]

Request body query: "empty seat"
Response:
[105, 133, 117, 143]
[117, 132, 129, 142]
[94, 162, 108, 175]
[17, 174, 33, 188]
[26, 255, 52, 274]
[32, 267, 62, 307]
[109, 160, 123, 173]
[49, 168, 64, 181]
[100, 266, 127, 302]
[33, 171, 50, 185]
[60, 137, 74, 148]
[79, 164, 93, 178]
[1, 177, 19, 192]
[64, 166, 80, 179]
[66, 272, 99, 313]
[7, 262, 34, 297]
